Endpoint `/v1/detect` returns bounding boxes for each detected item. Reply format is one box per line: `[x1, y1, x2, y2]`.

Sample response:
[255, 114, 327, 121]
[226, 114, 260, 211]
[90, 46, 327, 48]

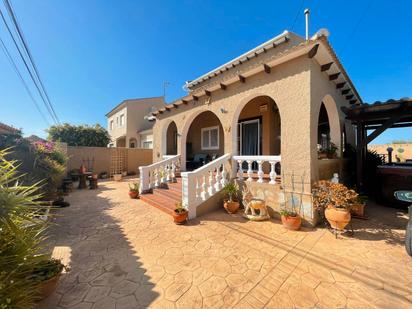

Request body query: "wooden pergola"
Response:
[342, 97, 412, 190]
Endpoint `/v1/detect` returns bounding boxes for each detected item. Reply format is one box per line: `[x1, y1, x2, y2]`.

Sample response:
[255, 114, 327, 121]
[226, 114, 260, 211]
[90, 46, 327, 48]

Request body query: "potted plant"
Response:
[317, 144, 328, 159]
[32, 258, 67, 299]
[173, 202, 188, 224]
[280, 209, 302, 231]
[326, 143, 338, 159]
[350, 195, 367, 217]
[313, 181, 358, 230]
[128, 182, 140, 199]
[222, 182, 240, 214]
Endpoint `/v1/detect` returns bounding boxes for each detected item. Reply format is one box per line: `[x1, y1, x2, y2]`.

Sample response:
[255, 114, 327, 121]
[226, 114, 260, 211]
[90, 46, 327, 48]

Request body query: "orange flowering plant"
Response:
[312, 180, 358, 211]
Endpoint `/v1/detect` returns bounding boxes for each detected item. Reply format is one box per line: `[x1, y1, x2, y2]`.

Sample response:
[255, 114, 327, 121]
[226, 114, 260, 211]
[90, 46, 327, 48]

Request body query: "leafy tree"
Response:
[47, 123, 110, 147]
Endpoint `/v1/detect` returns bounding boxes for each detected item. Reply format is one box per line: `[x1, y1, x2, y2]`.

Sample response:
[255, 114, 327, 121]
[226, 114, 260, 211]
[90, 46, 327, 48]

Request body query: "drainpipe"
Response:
[304, 8, 310, 41]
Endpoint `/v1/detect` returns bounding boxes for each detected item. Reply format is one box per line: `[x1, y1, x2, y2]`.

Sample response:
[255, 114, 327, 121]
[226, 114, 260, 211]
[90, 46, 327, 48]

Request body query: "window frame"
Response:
[201, 126, 220, 150]
[119, 114, 125, 127]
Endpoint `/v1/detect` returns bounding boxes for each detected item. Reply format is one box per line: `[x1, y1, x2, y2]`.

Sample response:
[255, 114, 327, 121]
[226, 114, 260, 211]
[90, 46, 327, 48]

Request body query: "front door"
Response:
[238, 119, 261, 170]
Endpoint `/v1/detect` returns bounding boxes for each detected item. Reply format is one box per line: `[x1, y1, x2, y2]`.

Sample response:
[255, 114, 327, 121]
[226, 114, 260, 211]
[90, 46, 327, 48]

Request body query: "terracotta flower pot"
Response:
[173, 210, 188, 224]
[350, 203, 365, 217]
[129, 191, 139, 199]
[281, 215, 302, 231]
[224, 200, 240, 214]
[38, 273, 61, 299]
[325, 207, 351, 230]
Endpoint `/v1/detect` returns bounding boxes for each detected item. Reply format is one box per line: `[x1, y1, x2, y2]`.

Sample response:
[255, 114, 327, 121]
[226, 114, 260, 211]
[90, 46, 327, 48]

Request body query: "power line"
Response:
[0, 36, 51, 126]
[0, 7, 59, 124]
[290, 0, 305, 32]
[340, 0, 373, 54]
[3, 0, 60, 124]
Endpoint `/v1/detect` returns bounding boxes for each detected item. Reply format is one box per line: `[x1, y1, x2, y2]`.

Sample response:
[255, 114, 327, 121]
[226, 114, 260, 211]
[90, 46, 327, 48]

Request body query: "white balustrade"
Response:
[139, 154, 181, 194]
[233, 155, 281, 184]
[181, 154, 231, 219]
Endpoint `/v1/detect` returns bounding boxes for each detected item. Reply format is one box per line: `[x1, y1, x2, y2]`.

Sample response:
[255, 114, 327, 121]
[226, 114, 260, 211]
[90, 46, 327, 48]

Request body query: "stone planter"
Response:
[113, 174, 122, 181]
[224, 200, 240, 214]
[173, 210, 188, 224]
[325, 207, 351, 230]
[281, 214, 302, 231]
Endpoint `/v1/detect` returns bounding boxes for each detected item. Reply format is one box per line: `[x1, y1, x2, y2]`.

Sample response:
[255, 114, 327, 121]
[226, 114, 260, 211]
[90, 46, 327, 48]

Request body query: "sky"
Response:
[0, 0, 411, 143]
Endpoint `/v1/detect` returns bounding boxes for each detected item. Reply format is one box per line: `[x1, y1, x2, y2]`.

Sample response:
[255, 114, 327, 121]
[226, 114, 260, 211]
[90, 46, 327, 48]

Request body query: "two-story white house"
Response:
[106, 96, 165, 148]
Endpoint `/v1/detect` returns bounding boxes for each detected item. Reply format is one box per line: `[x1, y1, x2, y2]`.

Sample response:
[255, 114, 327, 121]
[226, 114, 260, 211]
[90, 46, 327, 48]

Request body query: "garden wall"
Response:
[66, 146, 152, 175]
[369, 143, 412, 162]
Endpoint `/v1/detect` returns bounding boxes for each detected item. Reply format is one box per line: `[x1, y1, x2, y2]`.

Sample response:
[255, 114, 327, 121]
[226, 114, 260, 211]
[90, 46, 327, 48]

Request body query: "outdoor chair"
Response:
[186, 153, 207, 170]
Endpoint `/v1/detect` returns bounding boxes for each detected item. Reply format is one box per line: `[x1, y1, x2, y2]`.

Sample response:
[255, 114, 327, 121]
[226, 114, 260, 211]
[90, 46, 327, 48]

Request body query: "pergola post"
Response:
[356, 122, 364, 191]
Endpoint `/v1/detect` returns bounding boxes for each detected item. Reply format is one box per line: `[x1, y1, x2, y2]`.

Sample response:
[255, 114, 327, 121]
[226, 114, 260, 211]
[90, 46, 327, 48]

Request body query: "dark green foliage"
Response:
[47, 123, 110, 147]
[364, 149, 385, 195]
[31, 259, 64, 283]
[0, 150, 46, 309]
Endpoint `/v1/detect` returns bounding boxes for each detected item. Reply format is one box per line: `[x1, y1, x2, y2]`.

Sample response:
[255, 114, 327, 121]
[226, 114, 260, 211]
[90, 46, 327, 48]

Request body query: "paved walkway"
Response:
[38, 179, 412, 309]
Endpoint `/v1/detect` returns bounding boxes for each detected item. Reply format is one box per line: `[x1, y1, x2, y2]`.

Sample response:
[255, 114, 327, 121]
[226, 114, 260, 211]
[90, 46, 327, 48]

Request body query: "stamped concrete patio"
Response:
[38, 179, 412, 309]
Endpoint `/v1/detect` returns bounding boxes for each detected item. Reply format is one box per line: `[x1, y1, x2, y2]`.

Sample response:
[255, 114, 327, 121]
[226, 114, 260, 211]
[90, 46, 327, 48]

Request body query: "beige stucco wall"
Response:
[67, 146, 153, 175]
[151, 43, 356, 223]
[309, 60, 356, 182]
[153, 55, 313, 187]
[107, 97, 164, 147]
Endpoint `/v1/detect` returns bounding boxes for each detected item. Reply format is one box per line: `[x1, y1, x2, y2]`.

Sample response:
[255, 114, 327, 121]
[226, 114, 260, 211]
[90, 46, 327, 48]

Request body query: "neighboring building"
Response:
[140, 29, 362, 223]
[0, 122, 20, 135]
[106, 97, 165, 148]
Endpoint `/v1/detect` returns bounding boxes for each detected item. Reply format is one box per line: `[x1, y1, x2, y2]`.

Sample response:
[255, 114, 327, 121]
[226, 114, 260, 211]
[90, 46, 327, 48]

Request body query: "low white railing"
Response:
[139, 154, 180, 193]
[181, 153, 231, 219]
[233, 155, 281, 184]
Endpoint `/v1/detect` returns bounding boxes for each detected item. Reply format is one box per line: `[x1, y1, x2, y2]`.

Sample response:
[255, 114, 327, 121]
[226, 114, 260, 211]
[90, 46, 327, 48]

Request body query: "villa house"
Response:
[106, 96, 165, 148]
[139, 29, 361, 225]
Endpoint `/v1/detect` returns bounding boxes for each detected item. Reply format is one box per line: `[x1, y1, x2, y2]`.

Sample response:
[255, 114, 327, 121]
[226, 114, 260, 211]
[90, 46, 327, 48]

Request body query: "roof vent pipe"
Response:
[304, 8, 310, 41]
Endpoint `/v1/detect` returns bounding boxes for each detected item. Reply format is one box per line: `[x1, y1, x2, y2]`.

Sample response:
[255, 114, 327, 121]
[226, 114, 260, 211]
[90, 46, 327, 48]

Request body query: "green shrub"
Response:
[0, 149, 47, 309]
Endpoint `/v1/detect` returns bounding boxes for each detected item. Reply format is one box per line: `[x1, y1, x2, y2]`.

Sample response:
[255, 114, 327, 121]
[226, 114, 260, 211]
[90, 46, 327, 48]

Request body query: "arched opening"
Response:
[184, 111, 224, 170]
[237, 96, 281, 156]
[318, 103, 331, 152]
[317, 96, 342, 159]
[129, 137, 137, 148]
[166, 121, 178, 155]
[236, 96, 281, 172]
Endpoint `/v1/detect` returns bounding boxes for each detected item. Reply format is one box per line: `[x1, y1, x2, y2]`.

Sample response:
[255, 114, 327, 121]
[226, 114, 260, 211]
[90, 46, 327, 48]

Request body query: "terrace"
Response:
[38, 178, 412, 309]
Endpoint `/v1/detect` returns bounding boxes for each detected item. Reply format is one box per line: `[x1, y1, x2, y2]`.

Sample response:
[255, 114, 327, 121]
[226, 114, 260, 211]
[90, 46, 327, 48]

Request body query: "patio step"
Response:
[140, 179, 182, 216]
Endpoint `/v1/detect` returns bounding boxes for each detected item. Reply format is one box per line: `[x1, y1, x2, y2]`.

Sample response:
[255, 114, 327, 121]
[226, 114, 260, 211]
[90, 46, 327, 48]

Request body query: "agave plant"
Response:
[0, 149, 47, 309]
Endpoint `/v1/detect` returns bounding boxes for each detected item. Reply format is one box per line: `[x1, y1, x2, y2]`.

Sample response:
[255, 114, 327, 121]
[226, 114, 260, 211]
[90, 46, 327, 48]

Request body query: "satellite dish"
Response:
[182, 81, 191, 92]
[314, 28, 330, 38]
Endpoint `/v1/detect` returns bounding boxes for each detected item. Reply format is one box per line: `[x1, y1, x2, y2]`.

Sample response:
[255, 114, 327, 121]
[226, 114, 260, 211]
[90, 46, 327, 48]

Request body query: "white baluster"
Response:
[247, 160, 253, 182]
[166, 164, 171, 182]
[161, 166, 167, 184]
[154, 168, 160, 187]
[257, 160, 264, 183]
[208, 170, 215, 195]
[214, 166, 221, 191]
[201, 174, 207, 200]
[220, 165, 227, 187]
[171, 161, 176, 182]
[195, 177, 201, 199]
[269, 161, 277, 184]
[237, 160, 244, 181]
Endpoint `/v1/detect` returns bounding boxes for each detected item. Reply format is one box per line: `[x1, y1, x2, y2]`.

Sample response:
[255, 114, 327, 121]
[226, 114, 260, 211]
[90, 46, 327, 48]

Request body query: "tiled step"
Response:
[140, 193, 178, 216]
[140, 179, 182, 216]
